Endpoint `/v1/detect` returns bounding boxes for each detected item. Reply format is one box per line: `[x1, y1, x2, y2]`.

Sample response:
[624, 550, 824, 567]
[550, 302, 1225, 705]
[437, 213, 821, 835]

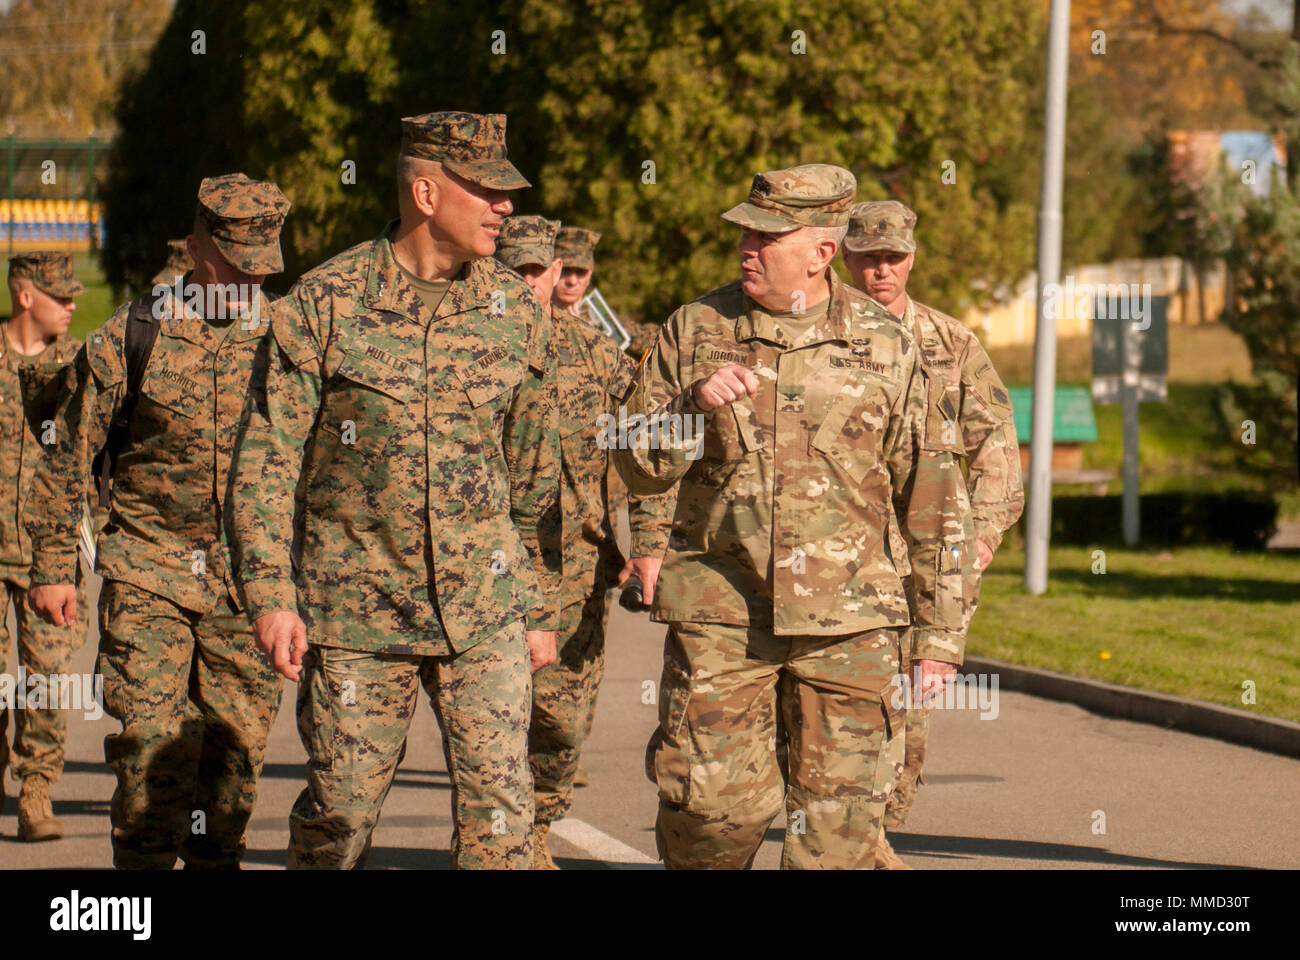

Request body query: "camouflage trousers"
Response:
[97, 579, 282, 869]
[529, 591, 610, 825]
[288, 619, 533, 870]
[649, 621, 905, 870]
[0, 577, 89, 784]
[883, 704, 931, 829]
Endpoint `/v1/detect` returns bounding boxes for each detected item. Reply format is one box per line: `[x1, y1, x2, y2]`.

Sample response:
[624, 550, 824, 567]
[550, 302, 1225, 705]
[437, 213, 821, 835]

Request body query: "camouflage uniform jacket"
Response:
[227, 224, 561, 656]
[26, 288, 274, 614]
[614, 271, 979, 664]
[0, 322, 81, 588]
[553, 308, 674, 611]
[907, 298, 1023, 553]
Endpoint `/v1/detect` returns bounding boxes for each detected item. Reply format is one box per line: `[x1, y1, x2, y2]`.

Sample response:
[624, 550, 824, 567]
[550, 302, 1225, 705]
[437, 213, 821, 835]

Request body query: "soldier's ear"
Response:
[16, 285, 34, 310]
[407, 172, 439, 218]
[812, 238, 838, 274]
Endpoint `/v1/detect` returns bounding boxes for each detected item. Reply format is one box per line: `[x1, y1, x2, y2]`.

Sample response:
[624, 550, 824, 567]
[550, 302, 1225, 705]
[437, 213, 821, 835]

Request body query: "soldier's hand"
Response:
[976, 540, 994, 571]
[692, 364, 759, 412]
[28, 584, 78, 626]
[526, 629, 557, 673]
[916, 659, 957, 707]
[253, 610, 309, 682]
[617, 556, 663, 605]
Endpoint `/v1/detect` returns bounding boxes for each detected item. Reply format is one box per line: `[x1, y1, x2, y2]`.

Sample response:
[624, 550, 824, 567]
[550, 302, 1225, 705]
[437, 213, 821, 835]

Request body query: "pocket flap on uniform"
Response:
[84, 329, 124, 389]
[809, 384, 888, 485]
[455, 350, 523, 408]
[336, 346, 415, 403]
[139, 365, 200, 419]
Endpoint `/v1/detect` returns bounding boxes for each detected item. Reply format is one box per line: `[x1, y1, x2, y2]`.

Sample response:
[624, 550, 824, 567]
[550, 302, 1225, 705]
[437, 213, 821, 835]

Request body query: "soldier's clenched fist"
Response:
[29, 584, 79, 626]
[692, 363, 759, 411]
[253, 610, 309, 682]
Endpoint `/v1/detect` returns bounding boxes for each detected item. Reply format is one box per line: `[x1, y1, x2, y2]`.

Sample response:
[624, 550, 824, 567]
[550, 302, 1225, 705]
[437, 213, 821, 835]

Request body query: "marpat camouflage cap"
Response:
[197, 173, 291, 275]
[721, 163, 857, 232]
[844, 200, 917, 253]
[495, 215, 560, 271]
[554, 226, 601, 271]
[400, 111, 530, 190]
[150, 238, 195, 287]
[7, 251, 86, 298]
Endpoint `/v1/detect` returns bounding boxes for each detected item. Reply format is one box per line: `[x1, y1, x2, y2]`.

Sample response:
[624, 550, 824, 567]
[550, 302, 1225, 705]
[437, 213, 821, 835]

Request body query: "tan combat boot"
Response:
[573, 764, 590, 788]
[533, 822, 559, 870]
[874, 828, 912, 870]
[18, 774, 64, 842]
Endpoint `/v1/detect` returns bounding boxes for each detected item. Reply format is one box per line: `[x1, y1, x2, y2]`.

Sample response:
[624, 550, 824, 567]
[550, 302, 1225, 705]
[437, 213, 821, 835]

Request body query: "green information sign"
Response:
[1008, 386, 1098, 444]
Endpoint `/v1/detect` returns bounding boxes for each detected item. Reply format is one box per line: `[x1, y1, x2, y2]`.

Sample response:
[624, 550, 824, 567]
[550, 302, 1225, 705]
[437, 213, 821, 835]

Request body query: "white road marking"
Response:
[550, 817, 661, 868]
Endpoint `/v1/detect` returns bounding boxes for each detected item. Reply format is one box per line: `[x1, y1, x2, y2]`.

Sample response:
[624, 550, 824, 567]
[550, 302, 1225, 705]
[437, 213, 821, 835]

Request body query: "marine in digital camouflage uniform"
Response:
[1, 251, 88, 841]
[150, 238, 195, 289]
[552, 226, 599, 323]
[613, 164, 979, 870]
[227, 112, 562, 870]
[553, 227, 653, 361]
[27, 175, 291, 868]
[495, 215, 674, 869]
[842, 199, 1023, 868]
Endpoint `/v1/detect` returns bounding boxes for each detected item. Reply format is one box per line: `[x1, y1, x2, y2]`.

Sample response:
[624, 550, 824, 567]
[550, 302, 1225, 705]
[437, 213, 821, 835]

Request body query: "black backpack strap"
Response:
[93, 292, 162, 507]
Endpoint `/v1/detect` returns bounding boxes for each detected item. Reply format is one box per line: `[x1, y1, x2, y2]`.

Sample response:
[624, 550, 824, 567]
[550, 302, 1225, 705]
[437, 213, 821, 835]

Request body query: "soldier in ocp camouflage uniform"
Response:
[1, 252, 88, 841]
[614, 164, 979, 869]
[227, 112, 561, 870]
[494, 215, 674, 868]
[28, 175, 291, 868]
[841, 199, 1023, 868]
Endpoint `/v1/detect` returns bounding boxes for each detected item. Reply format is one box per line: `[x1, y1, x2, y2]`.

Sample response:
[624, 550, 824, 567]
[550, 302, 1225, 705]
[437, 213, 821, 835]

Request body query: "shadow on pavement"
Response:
[253, 763, 452, 791]
[46, 799, 109, 817]
[887, 831, 1254, 869]
[60, 760, 111, 776]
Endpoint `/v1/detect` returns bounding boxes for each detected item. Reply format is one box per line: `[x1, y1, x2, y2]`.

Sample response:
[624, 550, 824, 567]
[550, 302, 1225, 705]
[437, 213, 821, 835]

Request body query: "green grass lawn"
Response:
[1, 250, 119, 341]
[970, 544, 1300, 722]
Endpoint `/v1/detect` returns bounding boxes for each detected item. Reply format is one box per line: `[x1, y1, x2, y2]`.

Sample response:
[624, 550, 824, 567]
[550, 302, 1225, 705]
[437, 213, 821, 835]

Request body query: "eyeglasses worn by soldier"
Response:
[495, 214, 676, 869]
[25, 174, 291, 869]
[226, 111, 563, 870]
[611, 163, 979, 870]
[841, 199, 1023, 867]
[1, 251, 87, 842]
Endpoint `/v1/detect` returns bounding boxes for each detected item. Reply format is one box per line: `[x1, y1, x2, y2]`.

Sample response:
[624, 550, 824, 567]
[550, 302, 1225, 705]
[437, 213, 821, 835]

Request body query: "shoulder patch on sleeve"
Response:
[961, 340, 1013, 420]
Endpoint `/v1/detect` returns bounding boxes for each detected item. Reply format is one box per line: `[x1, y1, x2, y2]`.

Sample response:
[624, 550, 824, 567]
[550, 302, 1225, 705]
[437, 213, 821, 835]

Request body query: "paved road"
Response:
[3, 566, 1299, 870]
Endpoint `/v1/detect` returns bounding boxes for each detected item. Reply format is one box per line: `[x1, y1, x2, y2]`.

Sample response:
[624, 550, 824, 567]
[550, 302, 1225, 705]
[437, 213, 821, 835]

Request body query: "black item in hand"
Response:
[619, 574, 651, 612]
